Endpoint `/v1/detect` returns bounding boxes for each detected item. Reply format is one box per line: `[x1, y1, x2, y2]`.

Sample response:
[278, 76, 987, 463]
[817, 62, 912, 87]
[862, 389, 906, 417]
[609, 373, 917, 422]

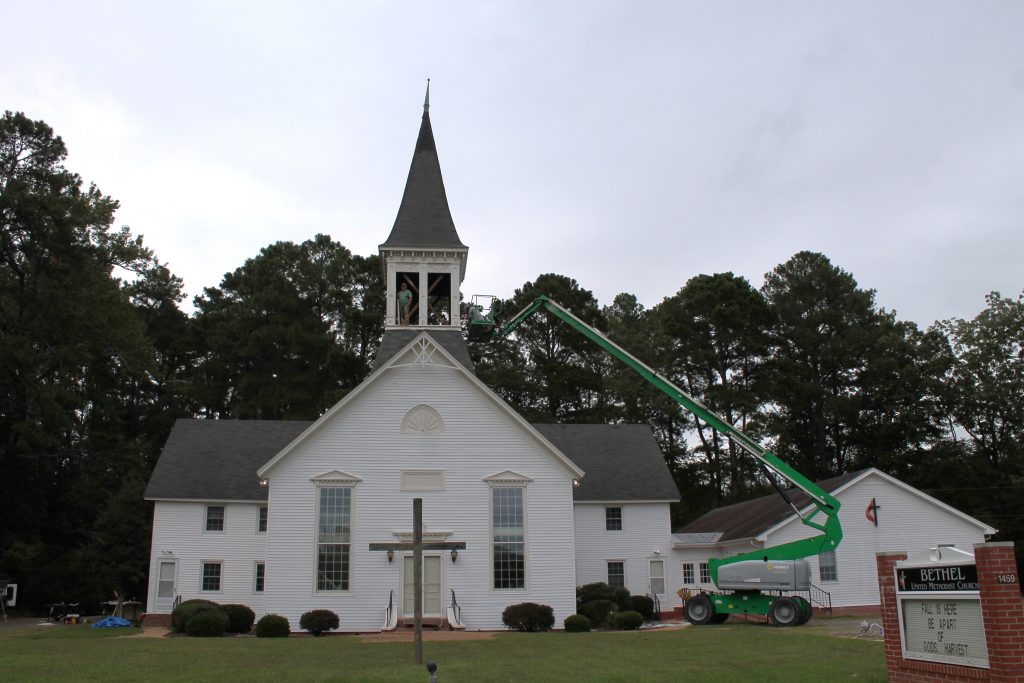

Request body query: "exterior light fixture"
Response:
[387, 550, 395, 563]
[450, 548, 458, 563]
[259, 479, 268, 486]
[572, 479, 580, 487]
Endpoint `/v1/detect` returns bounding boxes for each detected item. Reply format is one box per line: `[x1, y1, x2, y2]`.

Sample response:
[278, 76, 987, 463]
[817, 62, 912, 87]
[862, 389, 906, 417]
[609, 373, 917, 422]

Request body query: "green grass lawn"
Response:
[0, 621, 885, 683]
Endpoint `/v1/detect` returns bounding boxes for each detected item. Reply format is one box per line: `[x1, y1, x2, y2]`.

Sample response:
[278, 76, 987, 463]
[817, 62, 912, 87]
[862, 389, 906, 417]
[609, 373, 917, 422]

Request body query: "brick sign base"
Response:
[877, 542, 1024, 682]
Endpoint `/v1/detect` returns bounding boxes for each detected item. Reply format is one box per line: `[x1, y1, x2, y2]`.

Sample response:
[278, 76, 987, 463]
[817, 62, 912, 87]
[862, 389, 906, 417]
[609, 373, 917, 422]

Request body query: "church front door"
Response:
[403, 555, 442, 616]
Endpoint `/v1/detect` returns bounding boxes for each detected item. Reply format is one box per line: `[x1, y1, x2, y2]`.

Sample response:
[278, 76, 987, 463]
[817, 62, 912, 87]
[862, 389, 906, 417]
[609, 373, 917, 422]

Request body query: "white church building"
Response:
[143, 94, 994, 630]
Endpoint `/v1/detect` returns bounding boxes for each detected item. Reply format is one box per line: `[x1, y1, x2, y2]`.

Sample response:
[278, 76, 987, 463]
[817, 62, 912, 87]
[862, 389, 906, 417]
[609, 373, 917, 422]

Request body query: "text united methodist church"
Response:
[143, 92, 993, 631]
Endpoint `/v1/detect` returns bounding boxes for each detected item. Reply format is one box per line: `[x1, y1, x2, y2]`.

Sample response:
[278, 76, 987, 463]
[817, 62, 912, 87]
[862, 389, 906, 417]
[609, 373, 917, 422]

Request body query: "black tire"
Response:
[710, 613, 730, 624]
[769, 597, 800, 627]
[795, 597, 812, 625]
[683, 594, 715, 625]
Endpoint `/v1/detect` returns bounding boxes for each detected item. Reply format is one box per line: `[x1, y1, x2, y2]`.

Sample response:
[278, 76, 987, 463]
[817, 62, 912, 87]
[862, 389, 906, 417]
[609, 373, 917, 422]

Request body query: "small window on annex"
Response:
[682, 562, 695, 585]
[254, 562, 265, 593]
[205, 506, 224, 532]
[605, 507, 622, 531]
[607, 561, 625, 588]
[201, 562, 222, 591]
[699, 562, 711, 584]
[258, 506, 268, 533]
[819, 550, 838, 582]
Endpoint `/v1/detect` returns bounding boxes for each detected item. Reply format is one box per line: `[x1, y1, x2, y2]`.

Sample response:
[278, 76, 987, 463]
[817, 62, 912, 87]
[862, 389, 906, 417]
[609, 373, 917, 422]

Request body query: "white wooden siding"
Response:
[146, 501, 267, 614]
[263, 358, 578, 631]
[573, 503, 679, 608]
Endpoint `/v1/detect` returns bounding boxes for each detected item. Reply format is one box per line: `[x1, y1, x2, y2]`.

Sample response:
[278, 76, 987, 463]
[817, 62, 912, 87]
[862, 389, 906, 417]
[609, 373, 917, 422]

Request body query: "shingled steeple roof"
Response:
[380, 83, 467, 249]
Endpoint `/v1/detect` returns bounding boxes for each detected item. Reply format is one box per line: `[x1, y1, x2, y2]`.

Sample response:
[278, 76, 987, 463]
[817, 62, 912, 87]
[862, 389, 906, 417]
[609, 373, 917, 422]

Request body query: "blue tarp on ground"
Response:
[91, 616, 132, 628]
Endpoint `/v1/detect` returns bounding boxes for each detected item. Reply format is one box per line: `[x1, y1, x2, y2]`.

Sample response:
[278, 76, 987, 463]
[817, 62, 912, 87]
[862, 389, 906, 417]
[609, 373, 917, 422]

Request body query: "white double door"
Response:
[402, 555, 442, 616]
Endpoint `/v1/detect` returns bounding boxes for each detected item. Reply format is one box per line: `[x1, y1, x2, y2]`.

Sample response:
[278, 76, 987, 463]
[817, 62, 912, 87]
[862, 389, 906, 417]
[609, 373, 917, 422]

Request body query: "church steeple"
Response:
[380, 81, 466, 250]
[379, 85, 469, 337]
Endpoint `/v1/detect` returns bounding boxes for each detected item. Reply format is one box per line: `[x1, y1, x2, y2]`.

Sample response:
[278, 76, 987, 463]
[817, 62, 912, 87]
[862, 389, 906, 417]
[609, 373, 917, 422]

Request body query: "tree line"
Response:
[2, 111, 1020, 611]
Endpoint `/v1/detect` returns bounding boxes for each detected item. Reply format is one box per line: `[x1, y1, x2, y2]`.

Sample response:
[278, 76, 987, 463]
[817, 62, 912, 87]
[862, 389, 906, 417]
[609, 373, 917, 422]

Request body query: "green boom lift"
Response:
[469, 295, 842, 626]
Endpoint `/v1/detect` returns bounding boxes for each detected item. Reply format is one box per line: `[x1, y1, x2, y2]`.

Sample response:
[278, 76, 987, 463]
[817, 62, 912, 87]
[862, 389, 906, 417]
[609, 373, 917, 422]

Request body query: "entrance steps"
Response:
[397, 617, 447, 630]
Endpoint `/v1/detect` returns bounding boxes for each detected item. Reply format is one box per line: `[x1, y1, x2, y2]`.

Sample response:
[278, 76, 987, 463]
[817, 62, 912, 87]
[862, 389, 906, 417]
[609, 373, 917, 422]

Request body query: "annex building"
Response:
[143, 94, 993, 630]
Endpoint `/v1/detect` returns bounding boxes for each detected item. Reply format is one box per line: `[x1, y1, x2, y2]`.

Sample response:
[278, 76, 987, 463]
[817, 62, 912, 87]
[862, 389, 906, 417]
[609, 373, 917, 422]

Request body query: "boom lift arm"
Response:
[482, 295, 842, 623]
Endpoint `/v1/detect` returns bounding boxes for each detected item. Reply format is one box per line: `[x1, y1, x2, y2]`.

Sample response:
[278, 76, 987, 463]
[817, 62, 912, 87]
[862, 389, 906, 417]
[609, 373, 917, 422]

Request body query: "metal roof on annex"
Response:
[674, 470, 864, 542]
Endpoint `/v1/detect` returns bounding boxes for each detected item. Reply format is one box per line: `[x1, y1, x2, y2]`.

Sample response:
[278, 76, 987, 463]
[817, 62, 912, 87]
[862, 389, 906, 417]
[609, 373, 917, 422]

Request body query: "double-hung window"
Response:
[254, 562, 265, 593]
[607, 561, 625, 588]
[201, 561, 222, 591]
[492, 487, 525, 589]
[205, 506, 224, 532]
[257, 506, 268, 533]
[316, 486, 351, 591]
[819, 550, 838, 582]
[605, 507, 622, 531]
[699, 562, 711, 584]
[682, 562, 695, 585]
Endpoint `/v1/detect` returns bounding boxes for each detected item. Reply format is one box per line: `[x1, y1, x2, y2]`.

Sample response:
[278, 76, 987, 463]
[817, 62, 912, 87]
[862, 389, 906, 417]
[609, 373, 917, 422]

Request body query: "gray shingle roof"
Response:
[379, 108, 466, 250]
[374, 329, 474, 372]
[144, 419, 311, 501]
[145, 420, 678, 504]
[531, 423, 680, 502]
[675, 470, 865, 541]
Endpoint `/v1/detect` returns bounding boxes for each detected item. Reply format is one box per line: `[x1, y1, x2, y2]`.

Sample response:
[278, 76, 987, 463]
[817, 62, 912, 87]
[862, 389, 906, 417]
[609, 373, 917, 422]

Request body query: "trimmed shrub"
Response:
[501, 602, 555, 632]
[171, 599, 221, 634]
[185, 609, 228, 637]
[576, 582, 631, 611]
[299, 609, 339, 636]
[221, 604, 256, 634]
[578, 599, 618, 627]
[256, 614, 291, 638]
[611, 610, 643, 630]
[564, 614, 591, 632]
[630, 595, 655, 620]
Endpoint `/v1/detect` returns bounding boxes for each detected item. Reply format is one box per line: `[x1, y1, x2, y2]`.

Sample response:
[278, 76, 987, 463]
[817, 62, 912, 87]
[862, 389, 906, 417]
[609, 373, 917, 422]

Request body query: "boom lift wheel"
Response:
[795, 596, 813, 625]
[683, 594, 715, 625]
[769, 597, 800, 627]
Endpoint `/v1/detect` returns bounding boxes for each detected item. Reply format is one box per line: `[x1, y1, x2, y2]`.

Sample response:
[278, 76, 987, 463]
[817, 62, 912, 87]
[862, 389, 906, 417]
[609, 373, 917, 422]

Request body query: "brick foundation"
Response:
[877, 543, 1024, 683]
[140, 613, 172, 628]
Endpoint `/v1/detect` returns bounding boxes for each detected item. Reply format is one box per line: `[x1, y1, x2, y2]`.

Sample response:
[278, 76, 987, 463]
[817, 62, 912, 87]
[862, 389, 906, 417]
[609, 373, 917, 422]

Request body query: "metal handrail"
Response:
[172, 594, 182, 610]
[385, 590, 393, 629]
[450, 589, 460, 624]
[650, 592, 661, 621]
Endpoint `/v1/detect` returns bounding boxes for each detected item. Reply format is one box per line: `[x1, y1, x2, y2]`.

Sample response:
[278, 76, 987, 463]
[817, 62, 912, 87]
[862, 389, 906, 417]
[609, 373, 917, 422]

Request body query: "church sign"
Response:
[894, 548, 988, 669]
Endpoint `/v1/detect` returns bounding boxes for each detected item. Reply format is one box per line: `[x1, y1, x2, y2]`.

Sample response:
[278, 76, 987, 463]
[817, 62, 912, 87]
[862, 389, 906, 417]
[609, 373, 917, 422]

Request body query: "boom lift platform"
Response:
[469, 295, 843, 626]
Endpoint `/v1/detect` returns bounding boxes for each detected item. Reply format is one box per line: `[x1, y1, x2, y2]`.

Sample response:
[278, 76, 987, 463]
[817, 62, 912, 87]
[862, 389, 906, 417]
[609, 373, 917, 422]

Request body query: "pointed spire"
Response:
[381, 85, 466, 249]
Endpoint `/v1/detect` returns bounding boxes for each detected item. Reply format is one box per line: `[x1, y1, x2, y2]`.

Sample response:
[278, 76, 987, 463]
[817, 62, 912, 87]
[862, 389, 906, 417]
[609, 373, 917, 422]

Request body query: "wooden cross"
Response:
[369, 498, 466, 664]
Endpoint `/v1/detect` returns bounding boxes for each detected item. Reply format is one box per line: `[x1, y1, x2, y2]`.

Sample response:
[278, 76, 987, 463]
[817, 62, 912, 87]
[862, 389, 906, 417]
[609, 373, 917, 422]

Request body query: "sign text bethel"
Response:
[897, 564, 979, 592]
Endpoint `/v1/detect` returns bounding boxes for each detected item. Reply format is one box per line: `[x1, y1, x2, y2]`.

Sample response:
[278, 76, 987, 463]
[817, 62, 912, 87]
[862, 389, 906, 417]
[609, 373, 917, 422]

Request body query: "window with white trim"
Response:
[205, 506, 224, 532]
[605, 507, 622, 531]
[201, 561, 222, 591]
[492, 487, 525, 589]
[682, 562, 695, 585]
[819, 550, 838, 582]
[254, 562, 265, 593]
[257, 506, 267, 533]
[699, 562, 710, 584]
[316, 486, 351, 591]
[607, 561, 625, 588]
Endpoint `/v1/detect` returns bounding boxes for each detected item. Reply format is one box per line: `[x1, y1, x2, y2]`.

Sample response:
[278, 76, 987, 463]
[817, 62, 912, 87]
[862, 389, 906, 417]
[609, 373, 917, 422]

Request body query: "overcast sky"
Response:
[5, 1, 1023, 326]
